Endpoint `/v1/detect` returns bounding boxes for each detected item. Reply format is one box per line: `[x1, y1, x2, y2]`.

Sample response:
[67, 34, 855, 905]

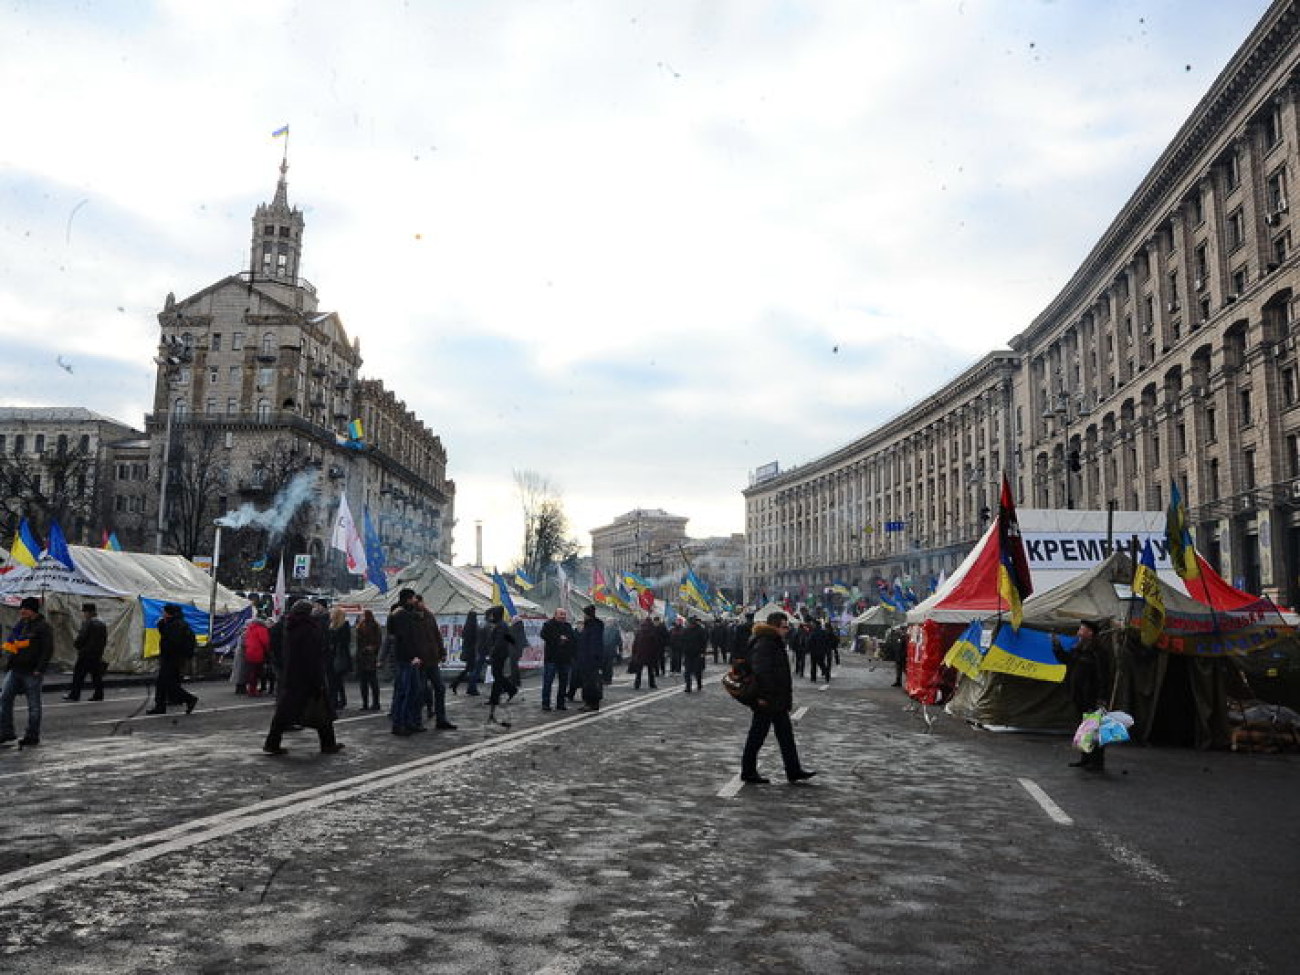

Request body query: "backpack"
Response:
[720, 651, 759, 706]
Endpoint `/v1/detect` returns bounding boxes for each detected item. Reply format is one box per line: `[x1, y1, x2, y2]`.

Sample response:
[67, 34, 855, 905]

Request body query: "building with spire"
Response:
[133, 158, 454, 590]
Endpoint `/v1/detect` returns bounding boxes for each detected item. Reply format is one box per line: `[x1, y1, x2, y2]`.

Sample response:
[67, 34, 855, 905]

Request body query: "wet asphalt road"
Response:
[0, 656, 1296, 974]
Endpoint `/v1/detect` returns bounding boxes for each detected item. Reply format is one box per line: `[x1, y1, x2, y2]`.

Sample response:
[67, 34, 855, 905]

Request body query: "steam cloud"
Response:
[215, 469, 321, 540]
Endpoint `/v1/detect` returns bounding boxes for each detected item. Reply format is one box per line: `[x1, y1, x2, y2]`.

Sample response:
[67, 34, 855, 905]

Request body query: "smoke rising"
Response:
[215, 469, 320, 540]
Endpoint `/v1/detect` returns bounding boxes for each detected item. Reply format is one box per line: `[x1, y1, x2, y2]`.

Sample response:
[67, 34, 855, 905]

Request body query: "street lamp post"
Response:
[1043, 389, 1090, 510]
[153, 337, 192, 554]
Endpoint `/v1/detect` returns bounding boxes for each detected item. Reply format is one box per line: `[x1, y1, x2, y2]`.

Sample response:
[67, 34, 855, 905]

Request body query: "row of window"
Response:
[0, 433, 91, 456]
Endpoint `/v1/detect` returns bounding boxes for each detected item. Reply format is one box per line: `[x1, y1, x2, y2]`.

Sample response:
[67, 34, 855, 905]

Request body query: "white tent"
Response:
[336, 559, 542, 619]
[0, 547, 252, 673]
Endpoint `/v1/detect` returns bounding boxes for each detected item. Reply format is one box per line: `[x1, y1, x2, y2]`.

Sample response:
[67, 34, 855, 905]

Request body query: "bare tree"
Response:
[0, 444, 100, 544]
[514, 469, 579, 581]
[164, 425, 228, 560]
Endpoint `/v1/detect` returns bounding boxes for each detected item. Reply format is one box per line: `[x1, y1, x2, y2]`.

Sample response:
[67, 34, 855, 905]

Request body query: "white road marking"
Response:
[533, 956, 585, 975]
[716, 774, 745, 799]
[0, 684, 682, 906]
[818, 683, 830, 693]
[1097, 832, 1173, 885]
[88, 701, 274, 725]
[792, 706, 809, 722]
[1017, 777, 1074, 826]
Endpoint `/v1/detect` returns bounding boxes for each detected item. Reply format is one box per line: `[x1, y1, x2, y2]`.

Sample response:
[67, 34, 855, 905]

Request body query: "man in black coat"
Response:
[1054, 619, 1112, 772]
[739, 611, 817, 785]
[681, 616, 709, 692]
[64, 602, 108, 701]
[807, 619, 835, 683]
[262, 600, 342, 755]
[146, 604, 198, 716]
[574, 605, 605, 711]
[539, 607, 576, 711]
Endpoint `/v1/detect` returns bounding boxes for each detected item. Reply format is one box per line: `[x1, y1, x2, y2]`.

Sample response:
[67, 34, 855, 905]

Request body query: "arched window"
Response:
[56, 434, 67, 456]
[262, 332, 275, 355]
[173, 398, 188, 418]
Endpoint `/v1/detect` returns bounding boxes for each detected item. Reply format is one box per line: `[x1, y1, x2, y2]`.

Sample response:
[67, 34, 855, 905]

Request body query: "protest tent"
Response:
[0, 546, 252, 673]
[337, 559, 542, 619]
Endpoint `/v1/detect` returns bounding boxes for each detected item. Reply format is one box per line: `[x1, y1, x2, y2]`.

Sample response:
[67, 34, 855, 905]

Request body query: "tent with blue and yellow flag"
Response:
[0, 545, 252, 674]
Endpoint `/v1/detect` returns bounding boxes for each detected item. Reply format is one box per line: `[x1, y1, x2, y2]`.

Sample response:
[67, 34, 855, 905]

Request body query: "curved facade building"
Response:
[745, 1, 1300, 607]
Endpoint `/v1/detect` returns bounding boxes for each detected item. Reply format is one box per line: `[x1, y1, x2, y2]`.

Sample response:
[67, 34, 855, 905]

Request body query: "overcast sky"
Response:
[0, 0, 1274, 568]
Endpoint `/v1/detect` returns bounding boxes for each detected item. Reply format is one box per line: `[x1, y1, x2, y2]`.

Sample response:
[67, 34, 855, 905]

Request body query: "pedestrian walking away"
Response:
[448, 609, 480, 696]
[681, 616, 709, 693]
[64, 602, 107, 702]
[242, 615, 270, 697]
[415, 595, 456, 729]
[354, 609, 383, 710]
[327, 607, 352, 709]
[0, 596, 54, 747]
[484, 606, 518, 726]
[262, 600, 343, 755]
[739, 611, 817, 785]
[630, 617, 662, 690]
[146, 603, 198, 716]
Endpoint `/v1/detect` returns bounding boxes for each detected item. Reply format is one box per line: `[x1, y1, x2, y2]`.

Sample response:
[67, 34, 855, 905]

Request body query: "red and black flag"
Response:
[996, 474, 1034, 629]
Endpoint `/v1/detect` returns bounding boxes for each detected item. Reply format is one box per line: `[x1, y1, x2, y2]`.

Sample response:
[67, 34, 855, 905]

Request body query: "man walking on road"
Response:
[740, 611, 817, 785]
[0, 596, 54, 747]
[64, 602, 107, 701]
[146, 604, 198, 716]
[574, 605, 605, 711]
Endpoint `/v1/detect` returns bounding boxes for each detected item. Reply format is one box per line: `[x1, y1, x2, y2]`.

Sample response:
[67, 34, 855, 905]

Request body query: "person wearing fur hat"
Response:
[739, 611, 817, 785]
[0, 596, 54, 747]
[145, 603, 199, 716]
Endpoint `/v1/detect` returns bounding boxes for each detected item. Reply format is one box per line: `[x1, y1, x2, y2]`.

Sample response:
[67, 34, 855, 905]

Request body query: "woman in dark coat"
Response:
[354, 609, 383, 711]
[740, 612, 816, 784]
[449, 610, 480, 695]
[574, 605, 605, 711]
[262, 601, 343, 755]
[630, 618, 661, 690]
[327, 607, 353, 709]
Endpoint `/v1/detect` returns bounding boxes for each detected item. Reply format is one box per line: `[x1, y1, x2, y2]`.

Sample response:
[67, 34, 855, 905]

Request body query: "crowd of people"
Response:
[2, 592, 843, 786]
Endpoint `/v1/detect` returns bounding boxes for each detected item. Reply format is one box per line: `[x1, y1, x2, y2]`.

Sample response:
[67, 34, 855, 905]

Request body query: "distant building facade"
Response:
[0, 407, 143, 548]
[590, 508, 688, 581]
[141, 159, 455, 588]
[745, 3, 1300, 607]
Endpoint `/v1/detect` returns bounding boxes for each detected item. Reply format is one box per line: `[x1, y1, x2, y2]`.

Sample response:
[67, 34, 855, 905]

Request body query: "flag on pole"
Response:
[995, 474, 1033, 630]
[1134, 539, 1166, 647]
[273, 553, 287, 617]
[250, 554, 268, 572]
[44, 520, 74, 569]
[271, 124, 289, 138]
[11, 518, 39, 567]
[329, 494, 368, 575]
[363, 505, 388, 593]
[592, 566, 614, 606]
[490, 568, 518, 620]
[1165, 480, 1200, 581]
[679, 569, 712, 613]
[513, 567, 536, 590]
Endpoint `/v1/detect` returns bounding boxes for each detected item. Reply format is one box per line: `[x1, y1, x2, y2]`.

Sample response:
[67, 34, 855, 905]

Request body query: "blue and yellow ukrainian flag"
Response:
[513, 567, 536, 590]
[271, 124, 290, 138]
[348, 418, 364, 442]
[680, 569, 712, 612]
[622, 571, 652, 592]
[981, 623, 1069, 682]
[11, 518, 40, 567]
[489, 568, 518, 620]
[1134, 539, 1166, 647]
[942, 621, 987, 679]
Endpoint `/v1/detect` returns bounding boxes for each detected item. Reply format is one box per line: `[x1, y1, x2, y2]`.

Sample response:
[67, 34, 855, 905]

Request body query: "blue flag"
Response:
[45, 520, 75, 570]
[363, 505, 388, 593]
[490, 568, 518, 620]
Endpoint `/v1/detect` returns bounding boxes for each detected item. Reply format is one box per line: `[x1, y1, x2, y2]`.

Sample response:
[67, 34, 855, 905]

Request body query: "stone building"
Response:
[143, 159, 455, 589]
[0, 407, 143, 547]
[589, 508, 688, 581]
[745, 3, 1300, 607]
